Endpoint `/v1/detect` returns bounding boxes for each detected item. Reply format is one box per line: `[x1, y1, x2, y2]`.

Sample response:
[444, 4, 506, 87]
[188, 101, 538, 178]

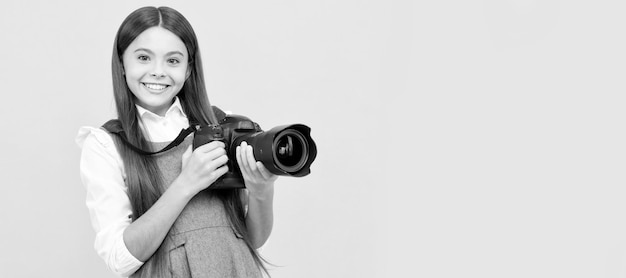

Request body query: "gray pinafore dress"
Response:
[131, 136, 263, 278]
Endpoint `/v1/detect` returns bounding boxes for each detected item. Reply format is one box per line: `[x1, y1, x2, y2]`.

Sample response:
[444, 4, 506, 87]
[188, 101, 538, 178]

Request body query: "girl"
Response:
[77, 6, 275, 278]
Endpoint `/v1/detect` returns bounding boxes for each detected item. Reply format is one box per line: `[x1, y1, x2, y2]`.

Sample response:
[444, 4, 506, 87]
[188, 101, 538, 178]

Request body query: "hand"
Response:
[236, 141, 277, 196]
[179, 141, 229, 195]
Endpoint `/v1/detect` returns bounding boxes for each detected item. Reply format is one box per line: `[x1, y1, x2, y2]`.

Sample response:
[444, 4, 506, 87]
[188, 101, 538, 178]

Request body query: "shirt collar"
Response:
[135, 97, 186, 120]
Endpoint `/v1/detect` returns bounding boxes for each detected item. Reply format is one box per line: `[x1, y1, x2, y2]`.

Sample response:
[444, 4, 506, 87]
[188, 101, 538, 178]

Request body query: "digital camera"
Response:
[192, 114, 317, 189]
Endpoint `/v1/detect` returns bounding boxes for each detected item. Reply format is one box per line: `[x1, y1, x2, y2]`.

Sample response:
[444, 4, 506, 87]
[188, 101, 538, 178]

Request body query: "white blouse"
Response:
[76, 98, 189, 277]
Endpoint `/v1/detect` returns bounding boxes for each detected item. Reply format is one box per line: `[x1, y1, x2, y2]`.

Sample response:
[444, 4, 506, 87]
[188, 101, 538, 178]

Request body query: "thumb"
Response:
[182, 145, 192, 168]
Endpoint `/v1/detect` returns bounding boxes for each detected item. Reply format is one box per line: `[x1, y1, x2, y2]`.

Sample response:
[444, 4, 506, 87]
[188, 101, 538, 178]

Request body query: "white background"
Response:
[0, 1, 624, 277]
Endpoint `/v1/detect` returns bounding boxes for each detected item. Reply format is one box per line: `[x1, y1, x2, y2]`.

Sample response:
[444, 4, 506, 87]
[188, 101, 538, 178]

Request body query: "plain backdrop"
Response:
[0, 0, 625, 277]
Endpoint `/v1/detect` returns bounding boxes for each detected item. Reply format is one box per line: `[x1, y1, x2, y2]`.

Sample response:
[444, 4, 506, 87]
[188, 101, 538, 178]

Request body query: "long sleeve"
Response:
[76, 127, 143, 277]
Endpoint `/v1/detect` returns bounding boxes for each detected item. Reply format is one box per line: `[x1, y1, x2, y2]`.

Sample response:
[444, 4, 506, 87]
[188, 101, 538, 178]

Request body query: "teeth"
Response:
[144, 83, 167, 90]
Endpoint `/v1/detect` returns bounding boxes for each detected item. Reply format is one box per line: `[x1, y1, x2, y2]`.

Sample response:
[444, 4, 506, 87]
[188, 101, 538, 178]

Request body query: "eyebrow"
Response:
[133, 48, 185, 57]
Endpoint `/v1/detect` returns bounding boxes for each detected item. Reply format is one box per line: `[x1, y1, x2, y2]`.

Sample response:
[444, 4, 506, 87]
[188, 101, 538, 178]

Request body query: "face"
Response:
[122, 26, 190, 116]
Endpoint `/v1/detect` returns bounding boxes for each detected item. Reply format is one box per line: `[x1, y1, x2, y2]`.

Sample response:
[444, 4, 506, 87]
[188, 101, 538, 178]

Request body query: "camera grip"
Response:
[192, 125, 224, 150]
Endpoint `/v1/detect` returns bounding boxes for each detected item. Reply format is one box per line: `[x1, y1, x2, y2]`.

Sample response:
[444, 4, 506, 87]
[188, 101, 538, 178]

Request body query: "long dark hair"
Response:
[110, 6, 268, 276]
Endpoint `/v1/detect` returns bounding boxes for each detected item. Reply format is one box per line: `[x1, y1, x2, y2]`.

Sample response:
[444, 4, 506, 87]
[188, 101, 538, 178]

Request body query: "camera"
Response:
[192, 114, 317, 189]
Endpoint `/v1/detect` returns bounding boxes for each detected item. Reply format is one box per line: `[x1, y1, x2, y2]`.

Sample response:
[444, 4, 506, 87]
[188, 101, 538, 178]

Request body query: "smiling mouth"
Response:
[142, 83, 170, 91]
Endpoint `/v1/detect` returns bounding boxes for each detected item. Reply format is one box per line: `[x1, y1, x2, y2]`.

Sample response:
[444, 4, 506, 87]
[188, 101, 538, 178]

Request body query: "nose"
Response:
[150, 72, 166, 78]
[150, 62, 166, 78]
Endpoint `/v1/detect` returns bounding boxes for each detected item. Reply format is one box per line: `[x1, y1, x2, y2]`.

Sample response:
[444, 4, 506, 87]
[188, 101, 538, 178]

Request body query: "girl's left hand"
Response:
[236, 141, 278, 195]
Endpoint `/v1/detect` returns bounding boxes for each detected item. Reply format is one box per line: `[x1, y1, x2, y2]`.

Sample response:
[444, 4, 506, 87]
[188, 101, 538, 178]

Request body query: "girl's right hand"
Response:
[178, 141, 229, 195]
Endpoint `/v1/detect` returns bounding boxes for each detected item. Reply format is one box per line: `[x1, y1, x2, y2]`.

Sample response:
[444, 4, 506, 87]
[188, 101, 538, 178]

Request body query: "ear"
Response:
[186, 67, 191, 80]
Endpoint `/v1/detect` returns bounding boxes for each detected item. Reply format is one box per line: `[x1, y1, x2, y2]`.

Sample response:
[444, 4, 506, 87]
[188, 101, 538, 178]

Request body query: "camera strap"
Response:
[102, 120, 199, 156]
[101, 106, 227, 156]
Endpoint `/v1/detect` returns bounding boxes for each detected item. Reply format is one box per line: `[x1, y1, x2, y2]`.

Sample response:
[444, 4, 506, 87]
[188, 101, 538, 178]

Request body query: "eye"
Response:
[167, 58, 181, 65]
[137, 55, 150, 62]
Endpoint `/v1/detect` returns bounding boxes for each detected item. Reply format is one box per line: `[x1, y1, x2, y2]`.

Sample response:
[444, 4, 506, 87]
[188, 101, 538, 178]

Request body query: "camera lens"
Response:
[273, 130, 309, 173]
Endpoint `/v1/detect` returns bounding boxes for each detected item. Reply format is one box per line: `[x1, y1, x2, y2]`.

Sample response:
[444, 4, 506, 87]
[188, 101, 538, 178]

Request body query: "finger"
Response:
[256, 162, 275, 180]
[236, 145, 251, 180]
[240, 142, 254, 175]
[244, 144, 261, 178]
[210, 146, 228, 161]
[206, 165, 229, 187]
[245, 144, 258, 173]
[208, 153, 229, 170]
[195, 140, 226, 153]
[197, 146, 227, 164]
[212, 164, 229, 179]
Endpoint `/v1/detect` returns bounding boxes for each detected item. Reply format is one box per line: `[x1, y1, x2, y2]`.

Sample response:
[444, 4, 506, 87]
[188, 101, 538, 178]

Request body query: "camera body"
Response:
[192, 114, 317, 189]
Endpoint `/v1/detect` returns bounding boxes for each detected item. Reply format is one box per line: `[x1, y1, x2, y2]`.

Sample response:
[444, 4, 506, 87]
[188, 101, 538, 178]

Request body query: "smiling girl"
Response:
[76, 6, 274, 278]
